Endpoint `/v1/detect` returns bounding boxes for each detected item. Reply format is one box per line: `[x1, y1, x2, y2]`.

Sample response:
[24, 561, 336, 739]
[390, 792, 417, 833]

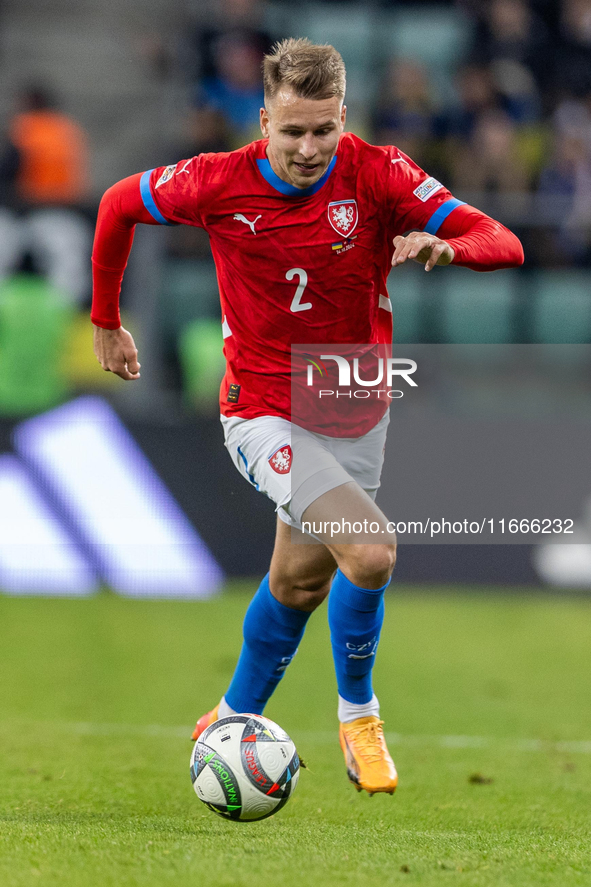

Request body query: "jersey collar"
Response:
[256, 155, 337, 197]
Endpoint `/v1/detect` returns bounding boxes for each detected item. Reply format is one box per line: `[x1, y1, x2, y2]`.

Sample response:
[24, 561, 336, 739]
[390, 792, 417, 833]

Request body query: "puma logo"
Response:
[176, 158, 193, 175]
[233, 213, 262, 235]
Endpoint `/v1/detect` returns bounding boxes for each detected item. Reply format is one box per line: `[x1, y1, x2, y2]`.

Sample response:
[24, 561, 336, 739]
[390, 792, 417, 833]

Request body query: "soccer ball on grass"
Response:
[190, 714, 300, 821]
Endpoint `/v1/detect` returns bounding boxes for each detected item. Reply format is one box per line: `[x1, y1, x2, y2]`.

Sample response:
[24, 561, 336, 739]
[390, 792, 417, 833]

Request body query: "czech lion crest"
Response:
[327, 199, 358, 237]
[268, 445, 292, 475]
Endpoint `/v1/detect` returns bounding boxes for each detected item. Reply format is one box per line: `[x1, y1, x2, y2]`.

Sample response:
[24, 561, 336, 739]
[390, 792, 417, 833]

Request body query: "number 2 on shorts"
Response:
[286, 268, 312, 312]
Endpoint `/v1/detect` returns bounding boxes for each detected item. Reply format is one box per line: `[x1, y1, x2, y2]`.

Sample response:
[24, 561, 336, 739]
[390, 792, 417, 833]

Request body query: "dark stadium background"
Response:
[0, 0, 589, 590]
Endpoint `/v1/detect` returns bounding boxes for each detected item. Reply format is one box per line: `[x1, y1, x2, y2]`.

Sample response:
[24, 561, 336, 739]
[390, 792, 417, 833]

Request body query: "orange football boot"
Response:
[339, 716, 398, 795]
[191, 704, 220, 741]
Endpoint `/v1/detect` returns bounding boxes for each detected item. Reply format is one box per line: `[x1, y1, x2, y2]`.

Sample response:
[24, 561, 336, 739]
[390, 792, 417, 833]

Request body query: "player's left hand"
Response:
[392, 232, 455, 272]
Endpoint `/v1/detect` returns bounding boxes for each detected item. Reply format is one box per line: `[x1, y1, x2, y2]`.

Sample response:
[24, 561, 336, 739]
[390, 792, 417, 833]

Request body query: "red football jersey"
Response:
[142, 132, 459, 424]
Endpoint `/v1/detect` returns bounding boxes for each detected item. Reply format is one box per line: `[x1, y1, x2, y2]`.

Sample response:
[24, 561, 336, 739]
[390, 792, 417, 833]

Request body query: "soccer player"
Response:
[92, 39, 523, 795]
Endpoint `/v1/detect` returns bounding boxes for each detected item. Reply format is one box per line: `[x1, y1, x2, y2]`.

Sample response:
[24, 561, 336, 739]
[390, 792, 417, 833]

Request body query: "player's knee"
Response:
[339, 543, 396, 588]
[271, 572, 332, 612]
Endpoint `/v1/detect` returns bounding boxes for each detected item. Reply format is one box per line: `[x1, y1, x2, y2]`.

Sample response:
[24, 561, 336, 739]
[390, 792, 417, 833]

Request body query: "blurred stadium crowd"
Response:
[0, 0, 590, 414]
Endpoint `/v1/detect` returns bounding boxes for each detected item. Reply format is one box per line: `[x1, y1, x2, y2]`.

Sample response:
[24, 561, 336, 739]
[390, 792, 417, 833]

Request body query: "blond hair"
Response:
[263, 38, 346, 103]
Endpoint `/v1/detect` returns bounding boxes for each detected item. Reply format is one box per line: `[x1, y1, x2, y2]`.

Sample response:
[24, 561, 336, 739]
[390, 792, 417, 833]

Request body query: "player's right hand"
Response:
[93, 324, 141, 381]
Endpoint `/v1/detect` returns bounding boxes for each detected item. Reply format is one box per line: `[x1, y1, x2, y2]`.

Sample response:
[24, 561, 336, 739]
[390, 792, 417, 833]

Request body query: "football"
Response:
[190, 714, 300, 821]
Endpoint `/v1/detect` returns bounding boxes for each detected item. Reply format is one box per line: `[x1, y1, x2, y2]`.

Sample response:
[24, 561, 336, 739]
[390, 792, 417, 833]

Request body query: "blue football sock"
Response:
[328, 568, 388, 705]
[224, 573, 311, 714]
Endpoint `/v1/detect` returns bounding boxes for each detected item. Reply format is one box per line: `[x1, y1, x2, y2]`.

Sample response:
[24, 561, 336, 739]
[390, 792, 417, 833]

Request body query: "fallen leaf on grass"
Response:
[468, 773, 493, 784]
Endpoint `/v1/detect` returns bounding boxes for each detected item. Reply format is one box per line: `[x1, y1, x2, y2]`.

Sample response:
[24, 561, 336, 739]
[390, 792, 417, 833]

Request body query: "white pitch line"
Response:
[2, 721, 591, 754]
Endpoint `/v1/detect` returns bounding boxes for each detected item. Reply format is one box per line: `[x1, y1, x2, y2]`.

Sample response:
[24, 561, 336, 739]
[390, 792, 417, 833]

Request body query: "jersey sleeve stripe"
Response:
[423, 197, 466, 235]
[139, 170, 172, 225]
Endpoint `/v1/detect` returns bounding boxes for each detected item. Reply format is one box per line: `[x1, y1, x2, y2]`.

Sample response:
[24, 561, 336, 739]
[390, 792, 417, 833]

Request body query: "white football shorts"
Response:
[220, 412, 389, 530]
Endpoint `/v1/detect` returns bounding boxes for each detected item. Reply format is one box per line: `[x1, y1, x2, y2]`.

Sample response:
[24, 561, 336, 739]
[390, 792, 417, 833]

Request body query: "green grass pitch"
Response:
[0, 585, 590, 886]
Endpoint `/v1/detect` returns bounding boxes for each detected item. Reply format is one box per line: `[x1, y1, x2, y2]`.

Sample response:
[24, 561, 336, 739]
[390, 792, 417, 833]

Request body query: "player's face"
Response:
[261, 89, 346, 189]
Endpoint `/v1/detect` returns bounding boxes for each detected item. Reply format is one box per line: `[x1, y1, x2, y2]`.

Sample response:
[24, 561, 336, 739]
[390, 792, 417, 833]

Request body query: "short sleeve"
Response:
[139, 157, 204, 227]
[381, 147, 465, 238]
